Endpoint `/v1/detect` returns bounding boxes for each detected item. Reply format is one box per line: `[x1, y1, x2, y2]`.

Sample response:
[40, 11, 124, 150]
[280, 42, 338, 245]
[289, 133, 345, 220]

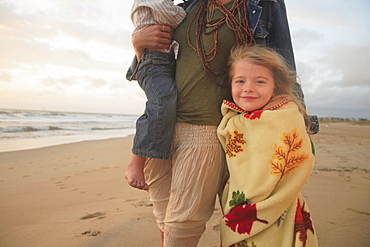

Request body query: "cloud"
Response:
[0, 3, 58, 40]
[291, 28, 320, 51]
[0, 1, 133, 70]
[322, 44, 370, 88]
[0, 0, 142, 114]
[289, 0, 370, 30]
[41, 75, 117, 91]
[296, 42, 370, 90]
[0, 72, 13, 82]
[297, 41, 370, 118]
[306, 86, 370, 118]
[1, 0, 369, 118]
[287, 0, 370, 118]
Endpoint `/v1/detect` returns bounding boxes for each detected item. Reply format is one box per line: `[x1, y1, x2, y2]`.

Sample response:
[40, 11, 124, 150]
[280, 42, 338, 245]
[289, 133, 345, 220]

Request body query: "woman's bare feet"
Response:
[125, 154, 149, 191]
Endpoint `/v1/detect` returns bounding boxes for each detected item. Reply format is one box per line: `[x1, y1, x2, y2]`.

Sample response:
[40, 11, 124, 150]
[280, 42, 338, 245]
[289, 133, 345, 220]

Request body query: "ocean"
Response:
[0, 109, 138, 152]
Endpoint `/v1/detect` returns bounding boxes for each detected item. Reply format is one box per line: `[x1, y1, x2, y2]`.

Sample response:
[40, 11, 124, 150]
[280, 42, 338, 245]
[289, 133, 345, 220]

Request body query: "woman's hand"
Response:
[132, 25, 172, 60]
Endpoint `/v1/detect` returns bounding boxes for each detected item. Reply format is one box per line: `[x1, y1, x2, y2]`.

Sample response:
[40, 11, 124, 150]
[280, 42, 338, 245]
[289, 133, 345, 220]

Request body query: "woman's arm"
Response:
[132, 25, 172, 60]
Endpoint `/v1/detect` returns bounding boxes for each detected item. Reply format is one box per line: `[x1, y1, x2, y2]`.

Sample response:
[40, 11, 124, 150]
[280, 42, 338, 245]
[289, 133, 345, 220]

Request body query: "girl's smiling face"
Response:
[231, 59, 275, 112]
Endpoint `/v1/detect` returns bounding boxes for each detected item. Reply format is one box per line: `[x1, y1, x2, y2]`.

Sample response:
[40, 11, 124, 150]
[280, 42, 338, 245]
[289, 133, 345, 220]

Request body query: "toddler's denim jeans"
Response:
[133, 51, 177, 159]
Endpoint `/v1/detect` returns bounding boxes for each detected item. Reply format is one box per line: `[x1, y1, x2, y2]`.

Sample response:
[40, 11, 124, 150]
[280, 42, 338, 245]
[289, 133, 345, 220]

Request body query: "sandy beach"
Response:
[0, 122, 369, 247]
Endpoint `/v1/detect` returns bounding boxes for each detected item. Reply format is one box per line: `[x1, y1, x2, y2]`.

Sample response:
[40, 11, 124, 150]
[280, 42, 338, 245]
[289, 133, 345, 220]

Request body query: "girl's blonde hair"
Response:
[228, 44, 307, 117]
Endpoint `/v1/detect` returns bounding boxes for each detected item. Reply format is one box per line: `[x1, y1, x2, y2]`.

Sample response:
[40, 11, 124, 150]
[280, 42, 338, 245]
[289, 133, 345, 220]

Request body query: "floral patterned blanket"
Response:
[217, 100, 318, 247]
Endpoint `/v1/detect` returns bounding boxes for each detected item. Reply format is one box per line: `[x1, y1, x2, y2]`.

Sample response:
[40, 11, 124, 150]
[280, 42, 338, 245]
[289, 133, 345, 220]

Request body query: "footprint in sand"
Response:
[80, 212, 106, 220]
[124, 199, 136, 202]
[78, 230, 101, 237]
[55, 181, 65, 186]
[344, 176, 351, 182]
[132, 200, 153, 207]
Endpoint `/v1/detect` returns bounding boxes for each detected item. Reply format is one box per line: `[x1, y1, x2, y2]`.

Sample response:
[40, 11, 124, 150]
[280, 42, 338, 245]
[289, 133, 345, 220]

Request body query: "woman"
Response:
[126, 0, 313, 246]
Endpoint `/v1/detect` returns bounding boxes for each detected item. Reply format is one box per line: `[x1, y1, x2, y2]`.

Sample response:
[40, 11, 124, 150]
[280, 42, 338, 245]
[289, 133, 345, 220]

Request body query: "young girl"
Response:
[217, 45, 318, 247]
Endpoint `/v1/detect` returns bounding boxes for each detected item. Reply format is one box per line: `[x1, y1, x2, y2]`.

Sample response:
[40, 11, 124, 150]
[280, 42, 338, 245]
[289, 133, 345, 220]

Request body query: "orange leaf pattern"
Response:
[226, 130, 246, 158]
[270, 129, 309, 181]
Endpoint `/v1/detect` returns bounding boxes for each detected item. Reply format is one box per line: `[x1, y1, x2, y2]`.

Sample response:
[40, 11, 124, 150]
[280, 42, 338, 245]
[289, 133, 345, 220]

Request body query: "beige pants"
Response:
[144, 122, 226, 247]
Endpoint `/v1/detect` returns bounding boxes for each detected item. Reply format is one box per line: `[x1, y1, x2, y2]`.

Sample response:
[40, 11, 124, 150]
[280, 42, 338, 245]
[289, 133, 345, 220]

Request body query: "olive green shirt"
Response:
[174, 1, 235, 125]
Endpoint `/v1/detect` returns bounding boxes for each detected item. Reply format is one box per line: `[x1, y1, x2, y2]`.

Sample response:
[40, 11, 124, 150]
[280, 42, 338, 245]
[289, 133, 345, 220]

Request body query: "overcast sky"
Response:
[1, 0, 369, 118]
